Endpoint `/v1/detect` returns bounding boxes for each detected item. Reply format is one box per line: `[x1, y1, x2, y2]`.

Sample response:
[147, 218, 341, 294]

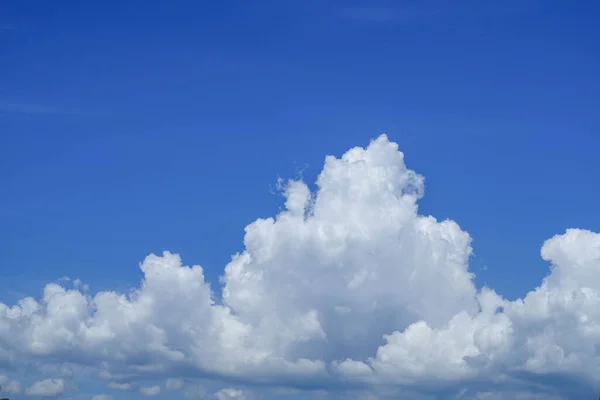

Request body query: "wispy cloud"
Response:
[338, 1, 534, 24]
[0, 102, 96, 116]
[338, 6, 440, 23]
[1, 21, 16, 31]
[339, 7, 423, 23]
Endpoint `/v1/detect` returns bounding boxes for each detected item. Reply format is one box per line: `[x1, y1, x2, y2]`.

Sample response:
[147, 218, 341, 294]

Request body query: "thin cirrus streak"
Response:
[0, 101, 97, 116]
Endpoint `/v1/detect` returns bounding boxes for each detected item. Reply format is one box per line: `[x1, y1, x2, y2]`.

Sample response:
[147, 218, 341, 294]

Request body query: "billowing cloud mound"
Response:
[1, 135, 599, 399]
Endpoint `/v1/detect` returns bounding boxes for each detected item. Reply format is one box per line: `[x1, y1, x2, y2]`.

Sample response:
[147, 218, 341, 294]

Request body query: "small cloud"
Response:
[0, 374, 22, 394]
[107, 382, 132, 391]
[73, 279, 90, 292]
[214, 388, 249, 400]
[139, 386, 161, 397]
[91, 395, 112, 400]
[25, 379, 65, 397]
[165, 378, 184, 390]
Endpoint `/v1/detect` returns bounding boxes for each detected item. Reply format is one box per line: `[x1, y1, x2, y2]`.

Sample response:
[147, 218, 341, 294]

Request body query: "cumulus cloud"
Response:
[139, 385, 161, 397]
[107, 382, 131, 390]
[214, 388, 247, 400]
[0, 135, 599, 398]
[0, 374, 21, 394]
[91, 395, 112, 400]
[24, 379, 65, 397]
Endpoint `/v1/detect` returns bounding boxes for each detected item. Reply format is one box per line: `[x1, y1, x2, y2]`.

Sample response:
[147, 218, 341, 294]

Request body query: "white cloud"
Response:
[165, 378, 184, 390]
[454, 391, 566, 400]
[24, 379, 65, 397]
[0, 135, 599, 398]
[107, 382, 131, 390]
[91, 395, 112, 400]
[214, 388, 247, 400]
[0, 374, 21, 394]
[139, 385, 161, 397]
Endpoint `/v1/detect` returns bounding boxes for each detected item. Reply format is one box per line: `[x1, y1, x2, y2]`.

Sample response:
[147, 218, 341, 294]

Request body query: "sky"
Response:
[1, 0, 600, 399]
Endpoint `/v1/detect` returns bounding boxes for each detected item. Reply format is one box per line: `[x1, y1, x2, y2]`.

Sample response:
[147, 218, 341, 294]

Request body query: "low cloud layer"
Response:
[1, 135, 599, 399]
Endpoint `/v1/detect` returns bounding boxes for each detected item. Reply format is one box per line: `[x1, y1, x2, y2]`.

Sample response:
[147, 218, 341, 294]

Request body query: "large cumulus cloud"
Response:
[1, 135, 599, 399]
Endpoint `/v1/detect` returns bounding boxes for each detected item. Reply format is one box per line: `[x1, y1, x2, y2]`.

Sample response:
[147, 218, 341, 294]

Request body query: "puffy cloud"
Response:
[139, 385, 161, 397]
[214, 388, 247, 400]
[0, 374, 21, 394]
[335, 228, 600, 395]
[0, 135, 599, 398]
[107, 382, 131, 390]
[24, 378, 65, 397]
[91, 395, 112, 400]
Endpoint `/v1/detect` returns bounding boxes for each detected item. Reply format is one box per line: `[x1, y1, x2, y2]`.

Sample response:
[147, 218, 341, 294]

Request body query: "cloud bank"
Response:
[1, 135, 599, 399]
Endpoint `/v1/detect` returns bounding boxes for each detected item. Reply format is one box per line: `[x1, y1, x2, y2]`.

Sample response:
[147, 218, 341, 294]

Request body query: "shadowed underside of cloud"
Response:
[1, 135, 599, 399]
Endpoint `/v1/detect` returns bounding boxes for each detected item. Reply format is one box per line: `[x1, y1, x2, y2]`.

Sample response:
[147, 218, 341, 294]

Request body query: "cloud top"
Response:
[1, 134, 599, 398]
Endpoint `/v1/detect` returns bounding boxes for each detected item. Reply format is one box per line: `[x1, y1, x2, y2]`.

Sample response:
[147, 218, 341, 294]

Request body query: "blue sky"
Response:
[2, 1, 600, 399]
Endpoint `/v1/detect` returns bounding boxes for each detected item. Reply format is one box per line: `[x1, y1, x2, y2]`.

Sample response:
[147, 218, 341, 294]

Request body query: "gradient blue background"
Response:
[1, 1, 599, 396]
